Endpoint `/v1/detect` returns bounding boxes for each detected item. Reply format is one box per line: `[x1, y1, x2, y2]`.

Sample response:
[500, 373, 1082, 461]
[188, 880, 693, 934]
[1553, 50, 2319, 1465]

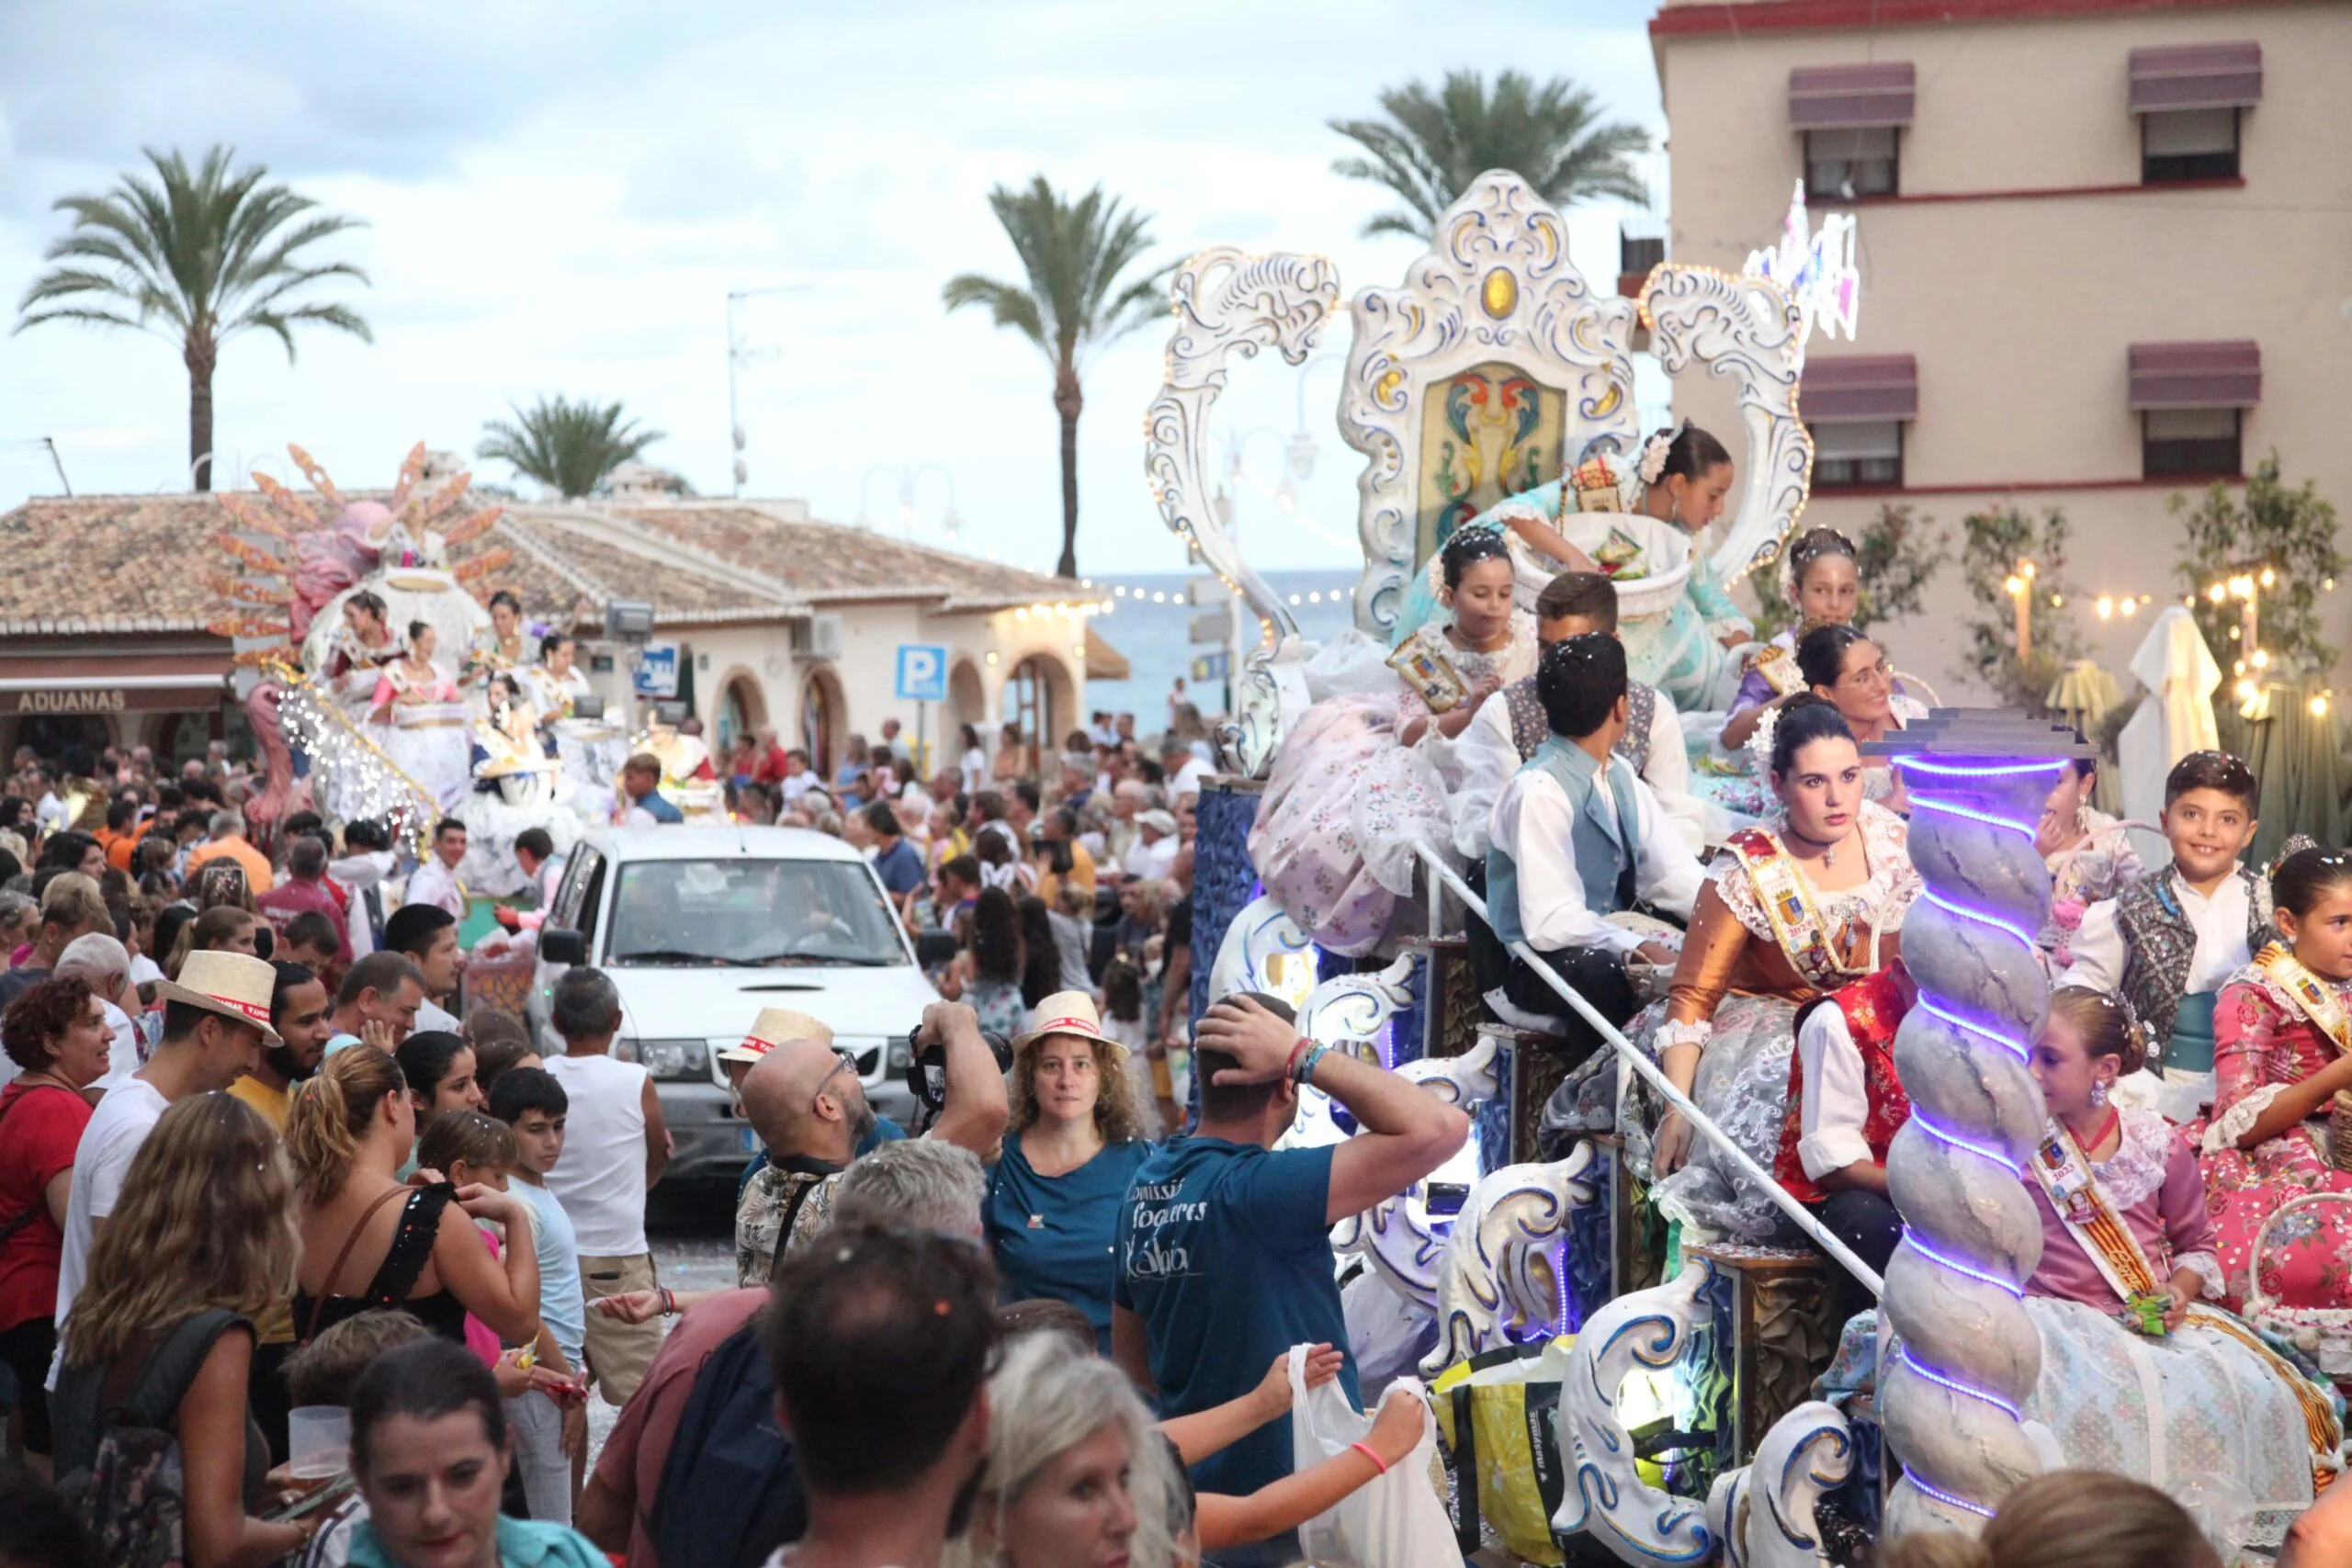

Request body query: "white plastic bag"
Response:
[1286, 1343, 1457, 1568]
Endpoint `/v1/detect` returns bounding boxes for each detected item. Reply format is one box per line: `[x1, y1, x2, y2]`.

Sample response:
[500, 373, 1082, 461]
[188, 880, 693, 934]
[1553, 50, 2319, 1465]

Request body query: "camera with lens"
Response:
[904, 1022, 1014, 1119]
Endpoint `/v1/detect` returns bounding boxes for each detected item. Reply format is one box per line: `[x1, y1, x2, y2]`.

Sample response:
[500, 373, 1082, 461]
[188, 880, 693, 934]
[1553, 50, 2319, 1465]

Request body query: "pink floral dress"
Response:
[2196, 966, 2352, 1313]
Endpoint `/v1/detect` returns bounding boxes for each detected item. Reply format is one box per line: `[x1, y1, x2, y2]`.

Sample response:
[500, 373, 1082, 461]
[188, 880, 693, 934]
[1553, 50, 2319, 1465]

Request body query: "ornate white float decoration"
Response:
[1707, 1401, 1857, 1568]
[1421, 1142, 1598, 1368]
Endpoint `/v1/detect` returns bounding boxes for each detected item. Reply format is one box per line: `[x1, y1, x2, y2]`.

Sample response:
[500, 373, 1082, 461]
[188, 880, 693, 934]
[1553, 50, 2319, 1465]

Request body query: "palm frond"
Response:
[477, 395, 665, 500]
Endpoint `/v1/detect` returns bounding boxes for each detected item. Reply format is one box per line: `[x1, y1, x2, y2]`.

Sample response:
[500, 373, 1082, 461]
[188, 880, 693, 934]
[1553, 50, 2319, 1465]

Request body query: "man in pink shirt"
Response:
[255, 835, 352, 968]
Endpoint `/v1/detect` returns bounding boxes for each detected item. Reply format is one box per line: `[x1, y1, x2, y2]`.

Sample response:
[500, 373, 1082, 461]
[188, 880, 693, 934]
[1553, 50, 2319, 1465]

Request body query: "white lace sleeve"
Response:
[2178, 1249, 2226, 1301]
[1708, 854, 1776, 942]
[2201, 1083, 2289, 1155]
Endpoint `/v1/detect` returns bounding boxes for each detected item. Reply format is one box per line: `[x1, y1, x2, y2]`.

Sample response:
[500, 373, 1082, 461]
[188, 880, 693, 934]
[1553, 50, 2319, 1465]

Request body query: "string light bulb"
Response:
[2261, 567, 2277, 589]
[2003, 575, 2025, 597]
[2312, 694, 2331, 718]
[2096, 596, 2114, 620]
[2209, 582, 2229, 604]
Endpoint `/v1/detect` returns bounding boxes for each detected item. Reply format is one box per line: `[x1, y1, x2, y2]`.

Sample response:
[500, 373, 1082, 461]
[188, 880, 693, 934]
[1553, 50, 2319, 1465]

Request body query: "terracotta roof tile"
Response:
[613, 505, 1080, 611]
[0, 495, 238, 630]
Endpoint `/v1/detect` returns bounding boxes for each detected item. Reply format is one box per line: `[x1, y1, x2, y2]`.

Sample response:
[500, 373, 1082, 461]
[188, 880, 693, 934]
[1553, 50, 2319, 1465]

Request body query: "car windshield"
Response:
[604, 858, 907, 968]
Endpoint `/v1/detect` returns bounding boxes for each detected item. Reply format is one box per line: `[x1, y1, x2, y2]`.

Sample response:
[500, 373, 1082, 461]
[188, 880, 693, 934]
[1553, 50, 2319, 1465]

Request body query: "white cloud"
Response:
[0, 0, 1669, 576]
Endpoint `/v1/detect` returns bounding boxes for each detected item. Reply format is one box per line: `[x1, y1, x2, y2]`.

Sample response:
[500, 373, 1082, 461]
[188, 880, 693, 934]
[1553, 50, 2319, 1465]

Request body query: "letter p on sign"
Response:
[895, 644, 948, 704]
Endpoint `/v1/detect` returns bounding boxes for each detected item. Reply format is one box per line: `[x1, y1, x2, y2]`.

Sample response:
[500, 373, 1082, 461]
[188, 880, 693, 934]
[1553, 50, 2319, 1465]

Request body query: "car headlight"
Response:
[888, 1038, 912, 1071]
[618, 1037, 709, 1081]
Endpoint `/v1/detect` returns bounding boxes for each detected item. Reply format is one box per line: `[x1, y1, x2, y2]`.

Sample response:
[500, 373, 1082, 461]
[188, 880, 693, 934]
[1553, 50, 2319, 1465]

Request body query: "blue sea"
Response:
[1082, 568, 1363, 722]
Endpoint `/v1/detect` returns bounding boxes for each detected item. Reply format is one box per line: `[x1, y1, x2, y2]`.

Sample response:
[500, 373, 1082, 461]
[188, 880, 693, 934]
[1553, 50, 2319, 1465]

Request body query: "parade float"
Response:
[1157, 173, 2335, 1564]
[210, 444, 628, 895]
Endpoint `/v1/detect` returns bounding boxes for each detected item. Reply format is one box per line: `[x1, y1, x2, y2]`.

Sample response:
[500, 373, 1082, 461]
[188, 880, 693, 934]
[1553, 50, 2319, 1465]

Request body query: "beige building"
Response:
[1648, 0, 2352, 697]
[0, 486, 1113, 776]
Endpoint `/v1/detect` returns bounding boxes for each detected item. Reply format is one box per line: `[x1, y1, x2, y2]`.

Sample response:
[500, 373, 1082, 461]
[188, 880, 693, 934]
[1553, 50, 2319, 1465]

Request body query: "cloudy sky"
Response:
[0, 0, 1669, 578]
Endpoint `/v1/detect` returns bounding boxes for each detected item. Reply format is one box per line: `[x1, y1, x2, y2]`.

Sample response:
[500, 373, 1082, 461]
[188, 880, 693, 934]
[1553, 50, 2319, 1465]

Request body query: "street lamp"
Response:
[858, 463, 962, 543]
[728, 285, 811, 498]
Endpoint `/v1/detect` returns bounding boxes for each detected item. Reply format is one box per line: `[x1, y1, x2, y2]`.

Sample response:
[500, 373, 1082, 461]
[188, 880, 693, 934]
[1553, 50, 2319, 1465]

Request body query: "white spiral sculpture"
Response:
[1870, 715, 2088, 1535]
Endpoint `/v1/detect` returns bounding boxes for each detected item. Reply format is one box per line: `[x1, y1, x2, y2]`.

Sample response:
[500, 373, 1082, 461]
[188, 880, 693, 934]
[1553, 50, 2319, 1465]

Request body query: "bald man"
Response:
[733, 1001, 1008, 1285]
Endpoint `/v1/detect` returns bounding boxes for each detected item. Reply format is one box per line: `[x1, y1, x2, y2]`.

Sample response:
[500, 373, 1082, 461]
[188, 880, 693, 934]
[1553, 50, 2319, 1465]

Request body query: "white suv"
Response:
[534, 825, 933, 1185]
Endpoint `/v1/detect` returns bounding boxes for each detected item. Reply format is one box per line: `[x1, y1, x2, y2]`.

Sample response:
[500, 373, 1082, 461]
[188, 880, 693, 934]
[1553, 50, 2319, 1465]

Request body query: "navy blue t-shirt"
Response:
[872, 837, 928, 897]
[985, 1135, 1151, 1353]
[1113, 1136, 1354, 1496]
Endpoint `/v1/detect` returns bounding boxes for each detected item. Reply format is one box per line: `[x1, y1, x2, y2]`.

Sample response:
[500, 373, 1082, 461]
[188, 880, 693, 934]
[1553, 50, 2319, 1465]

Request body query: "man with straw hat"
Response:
[733, 1001, 1007, 1286]
[49, 950, 280, 1387]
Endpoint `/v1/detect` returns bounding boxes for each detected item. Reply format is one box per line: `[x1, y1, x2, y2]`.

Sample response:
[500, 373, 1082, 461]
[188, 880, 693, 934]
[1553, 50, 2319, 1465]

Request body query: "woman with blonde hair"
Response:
[166, 904, 264, 980]
[284, 1044, 539, 1350]
[1884, 1469, 2219, 1568]
[984, 994, 1151, 1353]
[50, 1093, 316, 1566]
[958, 1330, 1172, 1568]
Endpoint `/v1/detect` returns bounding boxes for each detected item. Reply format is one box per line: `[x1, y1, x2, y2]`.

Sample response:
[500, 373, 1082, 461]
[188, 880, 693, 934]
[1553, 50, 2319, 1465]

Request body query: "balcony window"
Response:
[1805, 126, 1898, 200]
[2143, 107, 2238, 182]
[2143, 408, 2240, 479]
[1810, 420, 1904, 491]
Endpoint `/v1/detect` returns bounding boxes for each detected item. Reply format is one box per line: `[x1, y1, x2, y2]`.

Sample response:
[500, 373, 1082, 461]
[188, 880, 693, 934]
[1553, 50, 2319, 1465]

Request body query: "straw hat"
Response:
[151, 950, 284, 1045]
[718, 1007, 834, 1065]
[1014, 991, 1125, 1057]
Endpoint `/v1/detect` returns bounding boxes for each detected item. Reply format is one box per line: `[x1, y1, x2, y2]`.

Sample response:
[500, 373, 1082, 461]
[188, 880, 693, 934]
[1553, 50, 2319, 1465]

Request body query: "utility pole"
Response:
[726, 286, 811, 497]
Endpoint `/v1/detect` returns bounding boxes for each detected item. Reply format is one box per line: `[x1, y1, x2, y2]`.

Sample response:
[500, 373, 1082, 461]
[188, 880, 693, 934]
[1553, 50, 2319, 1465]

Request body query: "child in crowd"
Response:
[279, 910, 343, 985]
[464, 1008, 537, 1100]
[282, 1309, 439, 1568]
[491, 1066, 591, 1525]
[1098, 957, 1161, 1138]
[2064, 750, 2267, 1122]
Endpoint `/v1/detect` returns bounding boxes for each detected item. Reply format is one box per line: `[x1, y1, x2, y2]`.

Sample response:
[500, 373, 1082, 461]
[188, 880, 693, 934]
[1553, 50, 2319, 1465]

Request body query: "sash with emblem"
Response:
[1745, 641, 1806, 698]
[2255, 942, 2352, 1056]
[1725, 827, 1849, 990]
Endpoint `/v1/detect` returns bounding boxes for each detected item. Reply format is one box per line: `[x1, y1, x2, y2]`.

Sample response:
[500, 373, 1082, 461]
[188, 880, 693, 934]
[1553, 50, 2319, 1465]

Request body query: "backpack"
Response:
[57, 1307, 243, 1568]
[648, 1315, 807, 1568]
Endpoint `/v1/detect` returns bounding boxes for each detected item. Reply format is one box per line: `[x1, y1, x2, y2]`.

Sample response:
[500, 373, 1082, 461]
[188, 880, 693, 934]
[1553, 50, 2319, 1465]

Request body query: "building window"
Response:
[2143, 107, 2238, 183]
[2143, 408, 2241, 479]
[1810, 420, 1905, 490]
[1804, 127, 1897, 200]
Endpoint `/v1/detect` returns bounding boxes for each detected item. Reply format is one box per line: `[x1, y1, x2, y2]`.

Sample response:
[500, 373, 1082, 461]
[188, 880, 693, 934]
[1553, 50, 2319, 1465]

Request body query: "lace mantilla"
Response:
[2088, 1106, 2176, 1210]
[1709, 801, 1920, 944]
[2202, 1083, 2288, 1156]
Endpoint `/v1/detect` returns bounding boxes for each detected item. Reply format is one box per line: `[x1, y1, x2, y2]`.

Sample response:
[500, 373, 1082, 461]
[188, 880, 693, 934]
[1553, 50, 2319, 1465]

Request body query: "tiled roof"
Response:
[494, 510, 800, 626]
[0, 495, 239, 632]
[611, 503, 1081, 612]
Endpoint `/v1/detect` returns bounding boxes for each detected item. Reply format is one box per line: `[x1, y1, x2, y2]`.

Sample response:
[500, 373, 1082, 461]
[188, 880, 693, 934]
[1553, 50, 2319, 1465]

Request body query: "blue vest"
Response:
[634, 789, 684, 824]
[1485, 737, 1642, 949]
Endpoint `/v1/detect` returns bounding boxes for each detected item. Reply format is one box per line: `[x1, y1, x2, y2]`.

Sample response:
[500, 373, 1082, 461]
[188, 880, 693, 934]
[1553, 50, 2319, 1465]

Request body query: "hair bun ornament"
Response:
[1636, 421, 1686, 487]
[1747, 703, 1782, 776]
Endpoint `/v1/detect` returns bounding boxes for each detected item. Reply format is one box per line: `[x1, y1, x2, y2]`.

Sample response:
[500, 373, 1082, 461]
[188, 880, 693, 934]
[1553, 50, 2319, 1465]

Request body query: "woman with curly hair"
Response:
[983, 992, 1150, 1352]
[949, 886, 1029, 1038]
[51, 1093, 315, 1565]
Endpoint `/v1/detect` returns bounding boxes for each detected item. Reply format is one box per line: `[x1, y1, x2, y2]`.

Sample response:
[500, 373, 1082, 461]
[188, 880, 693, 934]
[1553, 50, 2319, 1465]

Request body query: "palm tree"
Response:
[478, 395, 665, 501]
[944, 176, 1167, 580]
[1329, 69, 1652, 240]
[14, 145, 371, 491]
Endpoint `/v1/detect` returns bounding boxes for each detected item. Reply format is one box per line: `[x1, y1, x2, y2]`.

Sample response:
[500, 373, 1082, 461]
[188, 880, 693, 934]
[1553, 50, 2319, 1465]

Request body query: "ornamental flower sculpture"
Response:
[1866, 713, 2093, 1534]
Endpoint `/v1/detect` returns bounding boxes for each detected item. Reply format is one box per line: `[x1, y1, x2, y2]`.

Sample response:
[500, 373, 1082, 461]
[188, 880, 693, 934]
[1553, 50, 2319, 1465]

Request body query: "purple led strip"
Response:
[1898, 757, 2068, 780]
[1908, 1472, 1996, 1520]
[1907, 795, 2037, 838]
[1921, 888, 2038, 951]
[1918, 998, 2030, 1062]
[1903, 1230, 2024, 1299]
[1911, 1111, 2023, 1176]
[1895, 1348, 2021, 1420]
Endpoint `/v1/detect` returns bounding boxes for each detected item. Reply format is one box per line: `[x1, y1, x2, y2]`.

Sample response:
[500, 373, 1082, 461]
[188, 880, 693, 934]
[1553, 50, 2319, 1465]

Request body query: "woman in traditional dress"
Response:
[2020, 986, 2338, 1526]
[2198, 847, 2352, 1317]
[523, 632, 592, 727]
[1721, 526, 1864, 752]
[368, 621, 472, 810]
[460, 590, 528, 694]
[2038, 749, 2147, 964]
[1638, 697, 1919, 1239]
[1250, 526, 1535, 954]
[1792, 623, 1928, 812]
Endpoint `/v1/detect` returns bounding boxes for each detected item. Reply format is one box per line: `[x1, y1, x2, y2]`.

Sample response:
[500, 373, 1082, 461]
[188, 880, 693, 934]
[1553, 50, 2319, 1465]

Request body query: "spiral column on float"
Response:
[1865, 715, 2093, 1537]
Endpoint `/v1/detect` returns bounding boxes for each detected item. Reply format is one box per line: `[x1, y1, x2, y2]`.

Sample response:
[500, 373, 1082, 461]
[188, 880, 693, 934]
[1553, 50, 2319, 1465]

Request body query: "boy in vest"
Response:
[1454, 572, 1706, 862]
[1774, 964, 1917, 1328]
[2064, 749, 2265, 1122]
[1480, 635, 1703, 1045]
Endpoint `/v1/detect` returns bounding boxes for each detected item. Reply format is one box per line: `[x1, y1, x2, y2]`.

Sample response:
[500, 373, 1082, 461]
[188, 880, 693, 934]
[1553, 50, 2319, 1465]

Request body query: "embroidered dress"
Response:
[1606, 801, 1920, 1239]
[2197, 958, 2352, 1316]
[1251, 614, 1535, 956]
[370, 660, 471, 811]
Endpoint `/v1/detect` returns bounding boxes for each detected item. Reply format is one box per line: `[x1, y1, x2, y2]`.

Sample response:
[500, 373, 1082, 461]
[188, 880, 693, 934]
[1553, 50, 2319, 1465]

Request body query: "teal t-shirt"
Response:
[514, 1179, 586, 1366]
[1113, 1136, 1354, 1496]
[985, 1135, 1151, 1352]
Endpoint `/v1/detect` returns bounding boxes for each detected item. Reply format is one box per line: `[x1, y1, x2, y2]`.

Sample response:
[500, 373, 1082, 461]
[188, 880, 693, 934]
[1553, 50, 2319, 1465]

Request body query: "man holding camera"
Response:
[731, 1000, 1009, 1286]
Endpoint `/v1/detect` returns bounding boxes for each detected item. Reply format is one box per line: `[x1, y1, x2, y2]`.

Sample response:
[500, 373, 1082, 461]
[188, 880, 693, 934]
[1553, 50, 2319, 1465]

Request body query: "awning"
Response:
[1084, 624, 1130, 682]
[1801, 355, 1918, 422]
[1789, 62, 1916, 130]
[2130, 42, 2262, 113]
[2129, 341, 2262, 410]
[0, 651, 232, 715]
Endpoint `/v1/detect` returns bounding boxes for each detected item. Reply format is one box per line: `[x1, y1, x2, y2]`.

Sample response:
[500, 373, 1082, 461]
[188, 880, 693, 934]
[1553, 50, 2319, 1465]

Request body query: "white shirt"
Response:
[1487, 757, 1702, 953]
[1169, 755, 1214, 803]
[1453, 685, 1704, 861]
[960, 748, 989, 795]
[415, 997, 460, 1035]
[402, 858, 465, 919]
[332, 850, 398, 958]
[541, 1053, 651, 1257]
[91, 998, 143, 1091]
[1124, 833, 1179, 883]
[781, 770, 817, 806]
[35, 792, 69, 832]
[50, 1076, 171, 1386]
[1792, 1004, 1874, 1180]
[2064, 869, 2252, 998]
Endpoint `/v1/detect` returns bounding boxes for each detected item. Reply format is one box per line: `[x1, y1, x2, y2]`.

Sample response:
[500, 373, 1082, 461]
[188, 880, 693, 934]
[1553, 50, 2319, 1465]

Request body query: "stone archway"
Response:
[716, 669, 767, 751]
[946, 659, 987, 755]
[1005, 654, 1075, 776]
[797, 664, 845, 780]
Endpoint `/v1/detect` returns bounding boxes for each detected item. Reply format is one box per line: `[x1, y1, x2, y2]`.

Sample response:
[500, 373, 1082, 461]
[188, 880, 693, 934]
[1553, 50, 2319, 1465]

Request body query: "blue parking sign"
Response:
[895, 644, 948, 703]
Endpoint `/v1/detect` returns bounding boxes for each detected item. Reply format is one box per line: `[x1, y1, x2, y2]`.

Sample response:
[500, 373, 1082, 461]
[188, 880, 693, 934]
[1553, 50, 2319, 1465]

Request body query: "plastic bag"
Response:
[1286, 1344, 1456, 1568]
[1430, 1338, 1578, 1566]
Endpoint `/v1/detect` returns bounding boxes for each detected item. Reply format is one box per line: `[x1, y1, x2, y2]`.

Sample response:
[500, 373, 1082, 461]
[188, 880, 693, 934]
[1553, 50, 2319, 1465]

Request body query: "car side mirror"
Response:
[540, 927, 586, 965]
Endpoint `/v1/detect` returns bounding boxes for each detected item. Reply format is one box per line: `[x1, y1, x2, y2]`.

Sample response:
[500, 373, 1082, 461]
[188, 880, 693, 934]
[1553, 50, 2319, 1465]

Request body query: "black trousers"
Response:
[1464, 862, 1641, 1047]
[1807, 1188, 1904, 1333]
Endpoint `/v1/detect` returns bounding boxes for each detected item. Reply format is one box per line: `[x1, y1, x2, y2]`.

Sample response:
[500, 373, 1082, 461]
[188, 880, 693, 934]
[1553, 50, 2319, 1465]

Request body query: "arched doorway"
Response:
[716, 671, 766, 751]
[1005, 655, 1072, 777]
[946, 659, 986, 752]
[797, 665, 844, 780]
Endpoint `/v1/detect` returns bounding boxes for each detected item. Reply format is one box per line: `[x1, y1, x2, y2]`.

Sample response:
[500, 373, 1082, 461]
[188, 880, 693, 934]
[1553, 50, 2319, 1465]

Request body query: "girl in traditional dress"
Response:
[2199, 847, 2352, 1316]
[2020, 985, 2339, 1526]
[1721, 526, 1863, 751]
[1251, 527, 1534, 954]
[368, 621, 471, 810]
[2038, 749, 2147, 964]
[523, 632, 592, 726]
[460, 590, 528, 693]
[1636, 697, 1920, 1238]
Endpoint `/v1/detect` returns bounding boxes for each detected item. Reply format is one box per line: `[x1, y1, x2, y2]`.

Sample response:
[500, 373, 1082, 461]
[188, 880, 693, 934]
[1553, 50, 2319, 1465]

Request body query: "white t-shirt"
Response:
[1124, 834, 1179, 883]
[1168, 755, 1214, 803]
[541, 1054, 651, 1257]
[50, 1076, 171, 1385]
